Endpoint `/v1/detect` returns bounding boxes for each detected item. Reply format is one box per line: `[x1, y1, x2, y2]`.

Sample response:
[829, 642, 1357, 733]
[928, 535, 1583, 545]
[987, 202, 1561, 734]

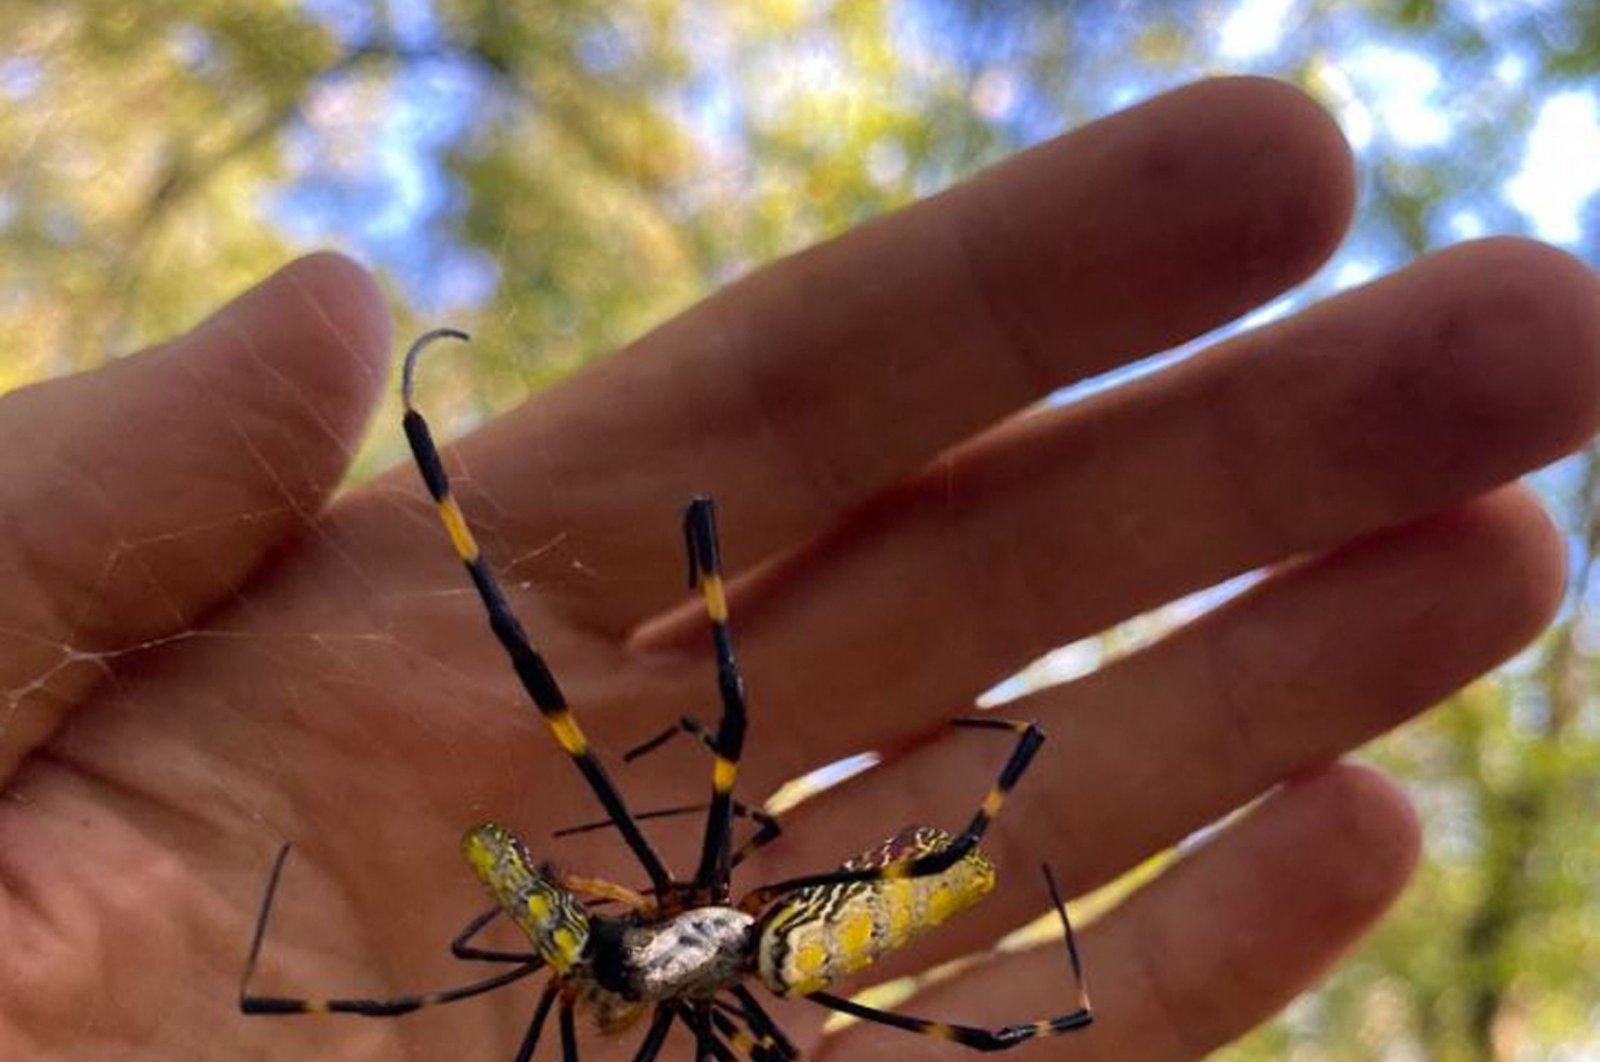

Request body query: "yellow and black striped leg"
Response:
[722, 987, 804, 1060]
[239, 963, 543, 1018]
[804, 991, 1091, 1053]
[513, 984, 560, 1062]
[706, 1009, 757, 1060]
[401, 329, 671, 895]
[739, 718, 1044, 912]
[708, 1007, 796, 1062]
[571, 708, 783, 867]
[729, 985, 800, 1055]
[706, 1009, 768, 1062]
[451, 907, 539, 964]
[805, 865, 1093, 1052]
[239, 844, 545, 1018]
[684, 498, 750, 900]
[631, 1005, 677, 1062]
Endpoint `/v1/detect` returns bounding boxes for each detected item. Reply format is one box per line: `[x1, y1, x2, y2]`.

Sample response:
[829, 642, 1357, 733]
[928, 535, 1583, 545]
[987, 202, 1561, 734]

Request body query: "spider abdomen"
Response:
[463, 823, 591, 974]
[755, 826, 996, 997]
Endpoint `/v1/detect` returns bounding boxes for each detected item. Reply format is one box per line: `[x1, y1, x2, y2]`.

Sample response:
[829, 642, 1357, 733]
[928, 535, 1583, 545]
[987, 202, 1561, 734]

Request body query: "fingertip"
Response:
[1121, 76, 1355, 306]
[276, 250, 393, 381]
[180, 252, 393, 502]
[0, 256, 392, 770]
[199, 251, 391, 421]
[1445, 484, 1568, 649]
[1174, 76, 1356, 279]
[1406, 238, 1600, 474]
[1280, 762, 1420, 914]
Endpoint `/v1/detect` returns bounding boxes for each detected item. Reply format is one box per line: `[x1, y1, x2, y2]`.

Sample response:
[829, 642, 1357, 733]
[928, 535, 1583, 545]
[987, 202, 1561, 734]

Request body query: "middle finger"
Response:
[417, 78, 1353, 633]
[668, 237, 1598, 770]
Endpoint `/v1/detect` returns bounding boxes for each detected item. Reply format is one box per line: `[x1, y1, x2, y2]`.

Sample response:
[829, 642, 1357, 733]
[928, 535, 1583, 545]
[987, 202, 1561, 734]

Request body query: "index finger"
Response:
[431, 77, 1355, 631]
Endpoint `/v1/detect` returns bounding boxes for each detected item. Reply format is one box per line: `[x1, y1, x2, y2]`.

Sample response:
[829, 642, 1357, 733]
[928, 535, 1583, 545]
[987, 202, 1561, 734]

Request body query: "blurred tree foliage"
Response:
[3, 0, 1599, 1057]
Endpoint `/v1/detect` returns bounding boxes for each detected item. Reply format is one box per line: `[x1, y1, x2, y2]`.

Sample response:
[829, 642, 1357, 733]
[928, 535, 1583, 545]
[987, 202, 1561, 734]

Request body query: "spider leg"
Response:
[238, 844, 546, 1017]
[631, 1005, 678, 1062]
[730, 806, 784, 867]
[558, 872, 655, 914]
[623, 715, 715, 762]
[240, 962, 543, 1017]
[739, 717, 1043, 912]
[559, 997, 580, 1062]
[708, 1007, 797, 1062]
[452, 906, 538, 964]
[684, 498, 750, 900]
[554, 801, 708, 837]
[513, 984, 560, 1062]
[682, 1002, 739, 1061]
[571, 702, 787, 869]
[401, 329, 671, 895]
[728, 986, 803, 1060]
[553, 800, 783, 869]
[804, 864, 1093, 1052]
[803, 991, 1092, 1052]
[695, 1001, 716, 1062]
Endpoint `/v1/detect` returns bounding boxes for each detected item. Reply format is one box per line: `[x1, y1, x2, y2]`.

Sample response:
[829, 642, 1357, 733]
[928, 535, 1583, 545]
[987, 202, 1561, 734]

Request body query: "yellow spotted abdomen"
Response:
[755, 826, 995, 997]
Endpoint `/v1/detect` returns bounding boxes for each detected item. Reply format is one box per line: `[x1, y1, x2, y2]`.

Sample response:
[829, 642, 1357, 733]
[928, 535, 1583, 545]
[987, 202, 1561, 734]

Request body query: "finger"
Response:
[0, 253, 389, 778]
[820, 763, 1420, 1061]
[427, 77, 1353, 629]
[697, 237, 1599, 757]
[737, 486, 1557, 976]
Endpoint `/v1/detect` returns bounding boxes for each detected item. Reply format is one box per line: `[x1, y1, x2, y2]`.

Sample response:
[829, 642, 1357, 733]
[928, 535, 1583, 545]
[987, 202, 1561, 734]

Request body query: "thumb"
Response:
[0, 252, 390, 778]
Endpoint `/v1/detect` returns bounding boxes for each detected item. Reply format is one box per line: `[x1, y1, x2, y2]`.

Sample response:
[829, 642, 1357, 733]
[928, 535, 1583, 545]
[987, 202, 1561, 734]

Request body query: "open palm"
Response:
[4, 79, 1597, 1061]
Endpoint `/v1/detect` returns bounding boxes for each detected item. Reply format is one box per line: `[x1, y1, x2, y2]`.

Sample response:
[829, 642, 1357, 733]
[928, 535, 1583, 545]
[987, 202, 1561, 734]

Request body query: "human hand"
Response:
[5, 77, 1597, 1061]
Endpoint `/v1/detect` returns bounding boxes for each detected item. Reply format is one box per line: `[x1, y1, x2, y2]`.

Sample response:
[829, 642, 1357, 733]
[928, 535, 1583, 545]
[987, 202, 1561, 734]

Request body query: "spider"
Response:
[238, 329, 1095, 1060]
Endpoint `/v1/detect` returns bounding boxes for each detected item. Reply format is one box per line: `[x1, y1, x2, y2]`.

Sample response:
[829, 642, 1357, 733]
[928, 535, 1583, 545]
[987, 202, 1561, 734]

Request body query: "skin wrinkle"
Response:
[0, 781, 176, 984]
[713, 257, 919, 535]
[697, 303, 818, 530]
[1188, 345, 1303, 568]
[1127, 891, 1203, 1061]
[944, 180, 1063, 404]
[0, 816, 66, 962]
[34, 733, 225, 859]
[1191, 556, 1387, 794]
[1190, 606, 1274, 811]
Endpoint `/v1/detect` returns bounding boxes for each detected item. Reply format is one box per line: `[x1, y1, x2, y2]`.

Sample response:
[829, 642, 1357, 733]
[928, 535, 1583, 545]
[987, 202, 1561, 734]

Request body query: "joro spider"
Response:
[238, 329, 1095, 1060]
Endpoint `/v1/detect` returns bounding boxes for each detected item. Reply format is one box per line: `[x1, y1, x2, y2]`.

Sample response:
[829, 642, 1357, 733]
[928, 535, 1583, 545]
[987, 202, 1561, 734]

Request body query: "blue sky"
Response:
[270, 0, 1597, 317]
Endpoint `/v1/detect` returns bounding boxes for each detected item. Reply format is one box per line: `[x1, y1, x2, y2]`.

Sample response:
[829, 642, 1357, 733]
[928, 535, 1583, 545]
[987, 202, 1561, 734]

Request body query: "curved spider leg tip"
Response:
[401, 327, 473, 408]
